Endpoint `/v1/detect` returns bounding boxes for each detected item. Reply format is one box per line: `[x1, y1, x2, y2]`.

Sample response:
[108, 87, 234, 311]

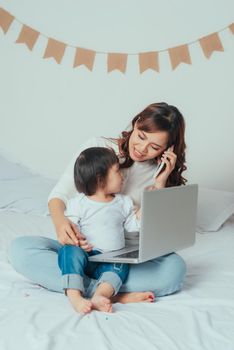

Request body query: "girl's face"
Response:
[128, 124, 169, 162]
[104, 163, 123, 194]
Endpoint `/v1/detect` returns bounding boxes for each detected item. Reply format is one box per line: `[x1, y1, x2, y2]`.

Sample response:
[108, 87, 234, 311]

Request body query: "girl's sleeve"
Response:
[47, 137, 101, 206]
[64, 194, 83, 224]
[122, 195, 141, 232]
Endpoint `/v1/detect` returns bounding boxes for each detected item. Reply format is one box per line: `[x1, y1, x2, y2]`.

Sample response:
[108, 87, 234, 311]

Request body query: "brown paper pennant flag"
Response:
[0, 8, 14, 34]
[43, 38, 66, 64]
[199, 32, 224, 59]
[73, 48, 96, 70]
[169, 44, 191, 70]
[139, 52, 159, 73]
[229, 23, 234, 34]
[16, 25, 39, 50]
[107, 53, 127, 73]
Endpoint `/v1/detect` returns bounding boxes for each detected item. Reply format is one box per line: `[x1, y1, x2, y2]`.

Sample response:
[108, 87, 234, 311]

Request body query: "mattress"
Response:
[0, 211, 234, 350]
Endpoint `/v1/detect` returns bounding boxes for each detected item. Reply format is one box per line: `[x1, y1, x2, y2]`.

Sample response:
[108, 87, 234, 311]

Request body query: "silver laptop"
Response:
[88, 184, 198, 264]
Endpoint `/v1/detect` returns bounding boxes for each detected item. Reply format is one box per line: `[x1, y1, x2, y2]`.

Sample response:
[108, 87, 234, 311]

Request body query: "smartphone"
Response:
[153, 161, 166, 179]
[153, 147, 171, 179]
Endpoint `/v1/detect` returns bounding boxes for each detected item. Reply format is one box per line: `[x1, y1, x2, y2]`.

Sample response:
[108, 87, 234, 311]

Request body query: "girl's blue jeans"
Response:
[58, 245, 129, 296]
[9, 236, 187, 298]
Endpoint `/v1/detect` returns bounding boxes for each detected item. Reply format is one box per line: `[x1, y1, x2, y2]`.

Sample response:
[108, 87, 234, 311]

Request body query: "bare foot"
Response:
[112, 291, 155, 304]
[67, 290, 92, 314]
[74, 297, 92, 314]
[91, 295, 113, 312]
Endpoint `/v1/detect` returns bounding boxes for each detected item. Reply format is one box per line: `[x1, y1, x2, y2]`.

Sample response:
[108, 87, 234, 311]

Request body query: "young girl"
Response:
[58, 147, 153, 313]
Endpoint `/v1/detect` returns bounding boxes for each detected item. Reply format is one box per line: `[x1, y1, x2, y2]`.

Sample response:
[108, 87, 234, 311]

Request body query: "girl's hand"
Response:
[55, 217, 85, 246]
[154, 145, 177, 187]
[79, 239, 93, 252]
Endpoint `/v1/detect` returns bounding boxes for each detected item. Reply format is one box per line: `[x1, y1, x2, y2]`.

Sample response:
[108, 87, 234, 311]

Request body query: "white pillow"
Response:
[0, 176, 55, 216]
[197, 187, 234, 232]
[0, 149, 33, 180]
[0, 149, 56, 215]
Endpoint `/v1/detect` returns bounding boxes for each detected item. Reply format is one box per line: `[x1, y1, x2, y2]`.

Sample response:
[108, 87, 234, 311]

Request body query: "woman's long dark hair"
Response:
[114, 102, 187, 187]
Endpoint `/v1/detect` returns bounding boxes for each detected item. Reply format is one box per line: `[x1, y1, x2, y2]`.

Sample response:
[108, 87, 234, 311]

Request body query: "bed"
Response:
[0, 150, 234, 350]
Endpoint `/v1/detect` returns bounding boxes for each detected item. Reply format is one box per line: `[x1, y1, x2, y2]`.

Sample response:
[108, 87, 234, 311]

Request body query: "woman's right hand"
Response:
[55, 217, 93, 252]
[154, 145, 177, 187]
[55, 217, 85, 246]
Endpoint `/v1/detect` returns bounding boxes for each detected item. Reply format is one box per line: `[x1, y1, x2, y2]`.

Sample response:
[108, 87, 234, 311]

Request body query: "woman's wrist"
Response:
[48, 198, 66, 227]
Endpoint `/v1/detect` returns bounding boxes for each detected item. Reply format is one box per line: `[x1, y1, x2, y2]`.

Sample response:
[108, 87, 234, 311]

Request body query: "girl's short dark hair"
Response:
[74, 147, 119, 196]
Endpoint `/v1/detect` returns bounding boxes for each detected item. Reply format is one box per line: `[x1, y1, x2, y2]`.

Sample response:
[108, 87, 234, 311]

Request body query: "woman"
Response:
[10, 102, 187, 304]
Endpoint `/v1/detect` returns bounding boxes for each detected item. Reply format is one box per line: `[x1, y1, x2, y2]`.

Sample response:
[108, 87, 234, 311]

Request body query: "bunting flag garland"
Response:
[139, 52, 159, 73]
[199, 32, 224, 58]
[73, 48, 96, 70]
[168, 45, 191, 70]
[0, 7, 14, 33]
[107, 53, 128, 73]
[0, 6, 233, 73]
[229, 23, 234, 34]
[43, 38, 66, 64]
[16, 25, 39, 50]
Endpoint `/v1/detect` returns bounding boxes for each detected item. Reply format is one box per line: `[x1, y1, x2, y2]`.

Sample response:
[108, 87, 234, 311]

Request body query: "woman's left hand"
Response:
[154, 146, 177, 187]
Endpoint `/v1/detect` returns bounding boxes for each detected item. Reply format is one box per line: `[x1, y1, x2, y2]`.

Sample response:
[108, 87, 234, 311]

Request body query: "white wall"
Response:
[1, 0, 234, 191]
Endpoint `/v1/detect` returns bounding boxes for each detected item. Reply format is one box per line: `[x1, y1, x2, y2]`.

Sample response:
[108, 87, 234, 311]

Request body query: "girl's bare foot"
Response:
[112, 291, 155, 304]
[73, 297, 92, 314]
[91, 295, 113, 312]
[67, 289, 92, 314]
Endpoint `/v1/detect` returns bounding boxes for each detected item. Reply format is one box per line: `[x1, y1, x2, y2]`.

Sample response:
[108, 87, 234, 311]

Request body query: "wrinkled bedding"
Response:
[0, 212, 234, 350]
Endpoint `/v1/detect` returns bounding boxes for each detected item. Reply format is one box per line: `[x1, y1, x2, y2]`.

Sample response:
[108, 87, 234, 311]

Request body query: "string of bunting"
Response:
[0, 7, 233, 73]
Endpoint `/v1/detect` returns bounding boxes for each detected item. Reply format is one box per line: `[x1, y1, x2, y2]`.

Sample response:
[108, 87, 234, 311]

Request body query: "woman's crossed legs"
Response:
[10, 236, 186, 305]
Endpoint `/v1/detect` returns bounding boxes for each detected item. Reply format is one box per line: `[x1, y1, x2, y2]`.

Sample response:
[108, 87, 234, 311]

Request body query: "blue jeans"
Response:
[9, 236, 187, 297]
[58, 246, 129, 296]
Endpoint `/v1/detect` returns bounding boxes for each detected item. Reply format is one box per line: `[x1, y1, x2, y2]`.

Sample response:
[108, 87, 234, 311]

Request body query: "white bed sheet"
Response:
[0, 212, 234, 350]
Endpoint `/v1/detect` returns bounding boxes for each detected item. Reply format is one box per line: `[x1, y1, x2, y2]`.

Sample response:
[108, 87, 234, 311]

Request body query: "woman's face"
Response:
[128, 124, 169, 162]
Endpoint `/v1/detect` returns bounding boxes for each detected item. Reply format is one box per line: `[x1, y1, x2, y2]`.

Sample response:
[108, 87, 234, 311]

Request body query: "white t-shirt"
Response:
[48, 136, 158, 208]
[65, 193, 140, 252]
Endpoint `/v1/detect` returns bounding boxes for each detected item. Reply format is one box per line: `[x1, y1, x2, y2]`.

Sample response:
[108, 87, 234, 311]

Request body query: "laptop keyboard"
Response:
[114, 250, 139, 259]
